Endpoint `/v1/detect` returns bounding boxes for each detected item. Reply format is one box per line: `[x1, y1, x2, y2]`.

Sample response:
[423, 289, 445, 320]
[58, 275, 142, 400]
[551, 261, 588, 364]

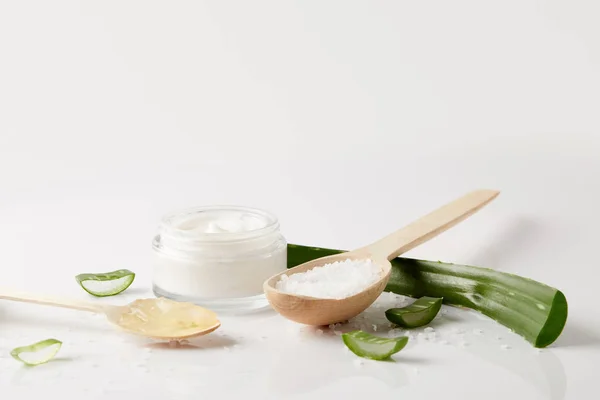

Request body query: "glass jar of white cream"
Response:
[151, 205, 287, 312]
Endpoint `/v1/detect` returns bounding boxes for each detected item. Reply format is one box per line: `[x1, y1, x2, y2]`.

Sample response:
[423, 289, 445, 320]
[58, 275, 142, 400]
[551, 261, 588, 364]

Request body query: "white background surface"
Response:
[1, 1, 599, 399]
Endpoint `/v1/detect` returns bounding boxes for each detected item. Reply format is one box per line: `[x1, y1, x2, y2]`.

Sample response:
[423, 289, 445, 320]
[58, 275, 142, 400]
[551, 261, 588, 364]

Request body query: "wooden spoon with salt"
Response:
[263, 189, 500, 326]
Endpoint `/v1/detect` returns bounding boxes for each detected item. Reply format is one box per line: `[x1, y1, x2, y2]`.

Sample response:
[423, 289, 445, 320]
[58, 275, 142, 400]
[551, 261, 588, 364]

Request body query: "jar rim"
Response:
[157, 205, 280, 243]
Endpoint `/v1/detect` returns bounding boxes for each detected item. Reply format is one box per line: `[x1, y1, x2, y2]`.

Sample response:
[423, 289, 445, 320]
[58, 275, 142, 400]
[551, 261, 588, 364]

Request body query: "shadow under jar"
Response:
[152, 205, 287, 313]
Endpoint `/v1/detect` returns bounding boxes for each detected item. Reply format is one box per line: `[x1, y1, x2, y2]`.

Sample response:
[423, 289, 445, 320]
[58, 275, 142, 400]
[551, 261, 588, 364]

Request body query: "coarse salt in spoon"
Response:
[263, 189, 500, 326]
[0, 291, 220, 340]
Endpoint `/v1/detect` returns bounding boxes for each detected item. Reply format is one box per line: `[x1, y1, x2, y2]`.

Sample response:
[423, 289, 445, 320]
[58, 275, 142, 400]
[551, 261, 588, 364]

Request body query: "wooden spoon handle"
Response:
[0, 288, 105, 313]
[365, 189, 500, 260]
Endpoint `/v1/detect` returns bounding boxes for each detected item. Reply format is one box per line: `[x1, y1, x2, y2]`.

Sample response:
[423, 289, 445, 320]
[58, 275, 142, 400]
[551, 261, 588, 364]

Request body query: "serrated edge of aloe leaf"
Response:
[10, 339, 63, 366]
[75, 269, 136, 297]
[385, 296, 443, 328]
[342, 330, 409, 360]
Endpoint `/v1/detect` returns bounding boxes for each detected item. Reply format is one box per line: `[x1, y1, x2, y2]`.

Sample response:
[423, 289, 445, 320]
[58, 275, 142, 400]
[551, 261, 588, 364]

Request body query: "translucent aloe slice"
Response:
[75, 269, 135, 297]
[385, 296, 443, 328]
[11, 339, 62, 366]
[342, 330, 409, 360]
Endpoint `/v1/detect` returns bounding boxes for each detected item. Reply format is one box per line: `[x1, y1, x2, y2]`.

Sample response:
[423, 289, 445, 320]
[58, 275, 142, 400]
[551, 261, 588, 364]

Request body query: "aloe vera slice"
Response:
[75, 269, 135, 297]
[386, 296, 443, 328]
[342, 330, 409, 360]
[10, 339, 62, 366]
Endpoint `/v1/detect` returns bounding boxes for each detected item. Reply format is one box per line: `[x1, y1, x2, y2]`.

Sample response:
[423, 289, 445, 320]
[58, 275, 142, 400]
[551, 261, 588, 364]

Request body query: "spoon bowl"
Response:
[264, 252, 391, 325]
[264, 189, 500, 326]
[104, 297, 221, 340]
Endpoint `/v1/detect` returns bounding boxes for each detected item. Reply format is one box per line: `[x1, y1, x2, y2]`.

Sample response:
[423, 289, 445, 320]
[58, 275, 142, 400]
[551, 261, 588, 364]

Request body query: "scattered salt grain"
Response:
[353, 359, 364, 367]
[328, 324, 343, 335]
[275, 258, 382, 299]
[388, 328, 403, 337]
[372, 324, 378, 332]
[424, 327, 435, 333]
[501, 344, 511, 350]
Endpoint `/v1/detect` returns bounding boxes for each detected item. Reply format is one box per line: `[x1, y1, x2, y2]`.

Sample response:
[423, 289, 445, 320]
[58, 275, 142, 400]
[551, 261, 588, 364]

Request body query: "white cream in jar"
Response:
[152, 206, 287, 312]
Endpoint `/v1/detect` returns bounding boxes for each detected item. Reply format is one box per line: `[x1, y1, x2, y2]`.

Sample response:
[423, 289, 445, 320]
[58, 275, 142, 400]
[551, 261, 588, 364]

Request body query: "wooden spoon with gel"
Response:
[0, 292, 220, 340]
[264, 189, 500, 326]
